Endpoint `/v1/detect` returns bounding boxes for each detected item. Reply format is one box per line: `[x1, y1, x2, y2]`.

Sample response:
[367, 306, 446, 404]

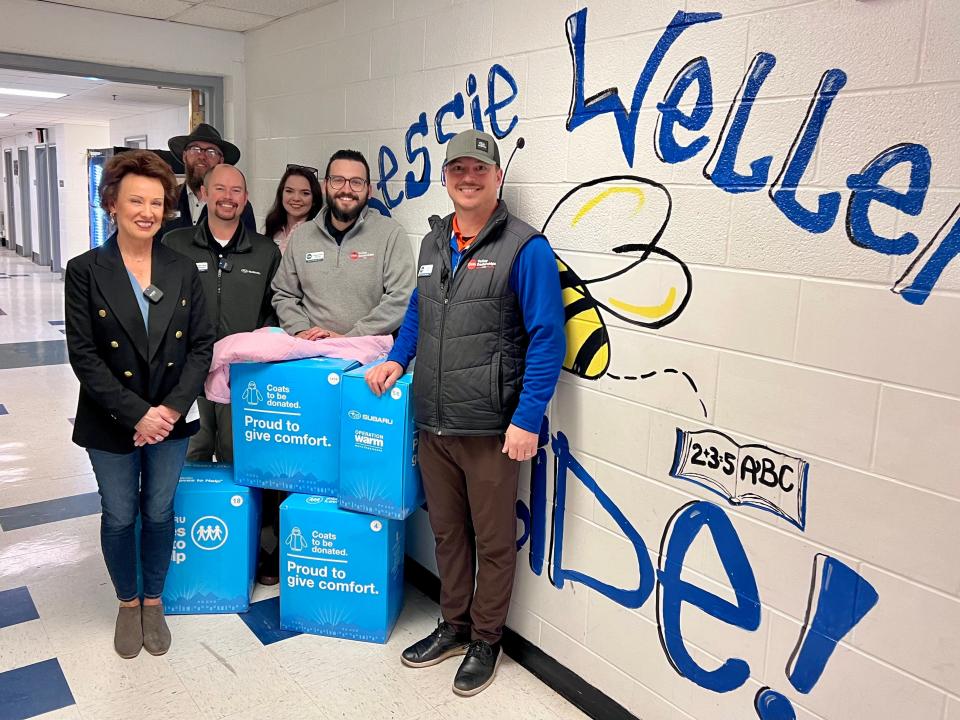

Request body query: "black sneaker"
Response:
[401, 620, 471, 668]
[453, 640, 501, 696]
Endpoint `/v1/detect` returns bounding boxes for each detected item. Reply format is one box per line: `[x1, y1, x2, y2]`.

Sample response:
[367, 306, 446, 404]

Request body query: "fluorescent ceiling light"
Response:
[0, 88, 66, 99]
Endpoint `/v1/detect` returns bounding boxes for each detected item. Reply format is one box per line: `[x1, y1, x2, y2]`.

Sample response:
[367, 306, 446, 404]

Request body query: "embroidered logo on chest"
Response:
[467, 258, 496, 270]
[350, 251, 375, 261]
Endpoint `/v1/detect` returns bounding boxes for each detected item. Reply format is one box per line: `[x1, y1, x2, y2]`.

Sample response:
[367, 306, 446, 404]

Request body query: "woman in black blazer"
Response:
[65, 150, 215, 659]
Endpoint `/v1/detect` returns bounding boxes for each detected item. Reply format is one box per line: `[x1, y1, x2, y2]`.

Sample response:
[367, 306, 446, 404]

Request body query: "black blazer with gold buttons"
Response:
[64, 234, 216, 453]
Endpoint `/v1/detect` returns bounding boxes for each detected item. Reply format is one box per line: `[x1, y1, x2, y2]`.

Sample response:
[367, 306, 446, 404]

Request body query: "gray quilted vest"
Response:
[413, 202, 536, 435]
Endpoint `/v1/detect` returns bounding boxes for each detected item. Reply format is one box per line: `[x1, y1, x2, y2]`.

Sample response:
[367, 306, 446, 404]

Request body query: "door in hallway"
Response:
[17, 146, 32, 260]
[2, 149, 15, 250]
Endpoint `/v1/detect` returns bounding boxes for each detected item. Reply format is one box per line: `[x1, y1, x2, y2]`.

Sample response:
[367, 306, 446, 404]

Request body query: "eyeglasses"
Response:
[326, 175, 368, 191]
[287, 163, 319, 178]
[185, 145, 223, 160]
[445, 161, 492, 177]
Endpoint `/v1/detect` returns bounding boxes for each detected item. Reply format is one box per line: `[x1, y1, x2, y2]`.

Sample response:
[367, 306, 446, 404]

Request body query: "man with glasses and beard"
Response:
[272, 150, 415, 339]
[160, 123, 257, 238]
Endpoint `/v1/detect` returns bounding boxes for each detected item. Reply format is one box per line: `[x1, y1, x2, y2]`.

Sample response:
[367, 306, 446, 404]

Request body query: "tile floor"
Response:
[0, 248, 588, 720]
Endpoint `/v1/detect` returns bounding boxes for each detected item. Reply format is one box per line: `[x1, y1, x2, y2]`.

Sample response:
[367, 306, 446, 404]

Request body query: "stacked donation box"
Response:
[230, 357, 423, 643]
[153, 462, 261, 614]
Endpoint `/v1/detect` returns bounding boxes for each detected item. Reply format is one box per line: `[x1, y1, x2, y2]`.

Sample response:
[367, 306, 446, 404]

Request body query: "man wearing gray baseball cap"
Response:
[366, 129, 565, 696]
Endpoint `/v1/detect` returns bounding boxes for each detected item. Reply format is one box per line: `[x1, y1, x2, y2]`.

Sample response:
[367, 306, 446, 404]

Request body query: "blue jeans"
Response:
[87, 438, 188, 601]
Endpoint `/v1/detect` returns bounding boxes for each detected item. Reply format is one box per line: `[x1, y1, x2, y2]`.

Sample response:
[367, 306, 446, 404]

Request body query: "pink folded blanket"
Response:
[204, 327, 393, 403]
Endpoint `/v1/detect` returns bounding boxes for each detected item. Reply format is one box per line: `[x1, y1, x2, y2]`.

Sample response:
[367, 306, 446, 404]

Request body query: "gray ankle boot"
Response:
[141, 603, 171, 656]
[114, 606, 143, 659]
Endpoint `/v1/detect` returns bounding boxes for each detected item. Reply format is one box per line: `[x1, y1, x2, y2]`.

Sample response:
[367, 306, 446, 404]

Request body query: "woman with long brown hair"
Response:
[263, 163, 323, 254]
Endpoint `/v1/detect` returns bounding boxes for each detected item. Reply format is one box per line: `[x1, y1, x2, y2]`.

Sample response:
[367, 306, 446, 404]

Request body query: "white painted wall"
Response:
[108, 106, 189, 150]
[245, 2, 960, 719]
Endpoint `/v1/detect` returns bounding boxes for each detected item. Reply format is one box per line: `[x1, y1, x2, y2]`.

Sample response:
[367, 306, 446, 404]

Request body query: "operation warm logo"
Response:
[354, 429, 385, 451]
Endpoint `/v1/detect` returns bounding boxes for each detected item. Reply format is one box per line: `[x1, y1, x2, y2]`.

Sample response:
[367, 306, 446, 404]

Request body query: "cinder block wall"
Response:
[245, 2, 960, 718]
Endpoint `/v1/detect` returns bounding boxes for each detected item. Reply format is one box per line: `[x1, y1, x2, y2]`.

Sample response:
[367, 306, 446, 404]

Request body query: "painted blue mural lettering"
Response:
[770, 69, 847, 233]
[566, 8, 721, 167]
[434, 93, 465, 144]
[787, 554, 879, 693]
[550, 432, 655, 609]
[376, 144, 403, 209]
[655, 56, 713, 164]
[466, 73, 483, 129]
[528, 415, 549, 575]
[561, 8, 950, 303]
[486, 63, 520, 139]
[404, 112, 430, 200]
[894, 202, 960, 306]
[375, 63, 518, 216]
[702, 52, 777, 194]
[846, 143, 931, 255]
[755, 688, 797, 720]
[516, 499, 530, 552]
[657, 501, 761, 693]
[512, 422, 880, 715]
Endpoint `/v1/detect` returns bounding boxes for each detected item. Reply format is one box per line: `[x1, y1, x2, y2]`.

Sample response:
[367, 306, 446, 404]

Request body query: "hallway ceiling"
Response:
[0, 68, 189, 137]
[38, 0, 338, 32]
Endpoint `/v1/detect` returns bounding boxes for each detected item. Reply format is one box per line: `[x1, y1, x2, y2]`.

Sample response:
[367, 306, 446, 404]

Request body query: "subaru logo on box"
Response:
[347, 409, 361, 420]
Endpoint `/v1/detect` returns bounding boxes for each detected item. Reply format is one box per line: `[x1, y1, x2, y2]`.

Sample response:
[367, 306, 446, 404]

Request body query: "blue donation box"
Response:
[279, 495, 404, 643]
[338, 363, 423, 520]
[232, 357, 359, 496]
[164, 462, 261, 614]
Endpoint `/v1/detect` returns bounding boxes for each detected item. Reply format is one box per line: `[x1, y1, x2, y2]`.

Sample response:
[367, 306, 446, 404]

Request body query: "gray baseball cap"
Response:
[444, 129, 501, 167]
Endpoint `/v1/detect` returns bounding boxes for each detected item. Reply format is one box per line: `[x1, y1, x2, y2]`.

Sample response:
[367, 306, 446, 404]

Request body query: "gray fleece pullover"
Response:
[271, 206, 415, 337]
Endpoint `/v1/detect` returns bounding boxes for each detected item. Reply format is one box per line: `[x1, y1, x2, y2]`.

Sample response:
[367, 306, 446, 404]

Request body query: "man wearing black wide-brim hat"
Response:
[159, 123, 256, 238]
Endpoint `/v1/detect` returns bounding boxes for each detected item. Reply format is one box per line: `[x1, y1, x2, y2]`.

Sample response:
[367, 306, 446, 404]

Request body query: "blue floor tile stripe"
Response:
[0, 658, 75, 720]
[0, 341, 69, 370]
[0, 587, 39, 630]
[0, 492, 101, 531]
[238, 596, 300, 646]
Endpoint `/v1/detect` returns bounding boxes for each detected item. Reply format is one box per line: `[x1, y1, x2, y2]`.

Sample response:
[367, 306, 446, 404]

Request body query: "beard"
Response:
[185, 164, 207, 193]
[212, 201, 240, 222]
[325, 188, 366, 224]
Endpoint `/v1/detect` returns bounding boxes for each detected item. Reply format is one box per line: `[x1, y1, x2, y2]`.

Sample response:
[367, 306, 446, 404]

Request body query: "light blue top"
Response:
[126, 268, 150, 330]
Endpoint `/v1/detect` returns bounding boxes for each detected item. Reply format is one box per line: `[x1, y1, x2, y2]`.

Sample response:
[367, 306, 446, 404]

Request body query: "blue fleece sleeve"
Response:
[509, 235, 566, 433]
[386, 288, 419, 369]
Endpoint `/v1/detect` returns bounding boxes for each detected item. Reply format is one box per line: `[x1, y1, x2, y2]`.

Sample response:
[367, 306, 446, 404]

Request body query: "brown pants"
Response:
[418, 431, 520, 644]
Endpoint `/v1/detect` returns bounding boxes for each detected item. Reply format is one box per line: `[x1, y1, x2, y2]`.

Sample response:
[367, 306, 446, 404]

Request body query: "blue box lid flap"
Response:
[344, 361, 413, 387]
[178, 462, 249, 492]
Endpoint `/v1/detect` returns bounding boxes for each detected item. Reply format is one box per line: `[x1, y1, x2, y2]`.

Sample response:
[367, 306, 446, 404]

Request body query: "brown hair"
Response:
[99, 149, 179, 219]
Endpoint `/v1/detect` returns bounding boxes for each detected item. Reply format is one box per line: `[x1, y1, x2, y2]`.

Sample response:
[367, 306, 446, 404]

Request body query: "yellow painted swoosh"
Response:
[607, 287, 677, 318]
[571, 187, 645, 227]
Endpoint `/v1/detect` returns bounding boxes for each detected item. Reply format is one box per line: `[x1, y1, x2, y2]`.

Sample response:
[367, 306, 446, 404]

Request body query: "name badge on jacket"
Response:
[418, 264, 434, 277]
[306, 251, 324, 263]
[196, 261, 208, 272]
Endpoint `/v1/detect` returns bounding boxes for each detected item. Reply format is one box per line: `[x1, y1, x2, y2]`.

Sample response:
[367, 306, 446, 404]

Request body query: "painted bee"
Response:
[540, 175, 693, 380]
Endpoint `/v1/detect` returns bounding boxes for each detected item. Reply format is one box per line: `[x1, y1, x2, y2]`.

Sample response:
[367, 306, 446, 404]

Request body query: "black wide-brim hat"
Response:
[168, 123, 241, 165]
